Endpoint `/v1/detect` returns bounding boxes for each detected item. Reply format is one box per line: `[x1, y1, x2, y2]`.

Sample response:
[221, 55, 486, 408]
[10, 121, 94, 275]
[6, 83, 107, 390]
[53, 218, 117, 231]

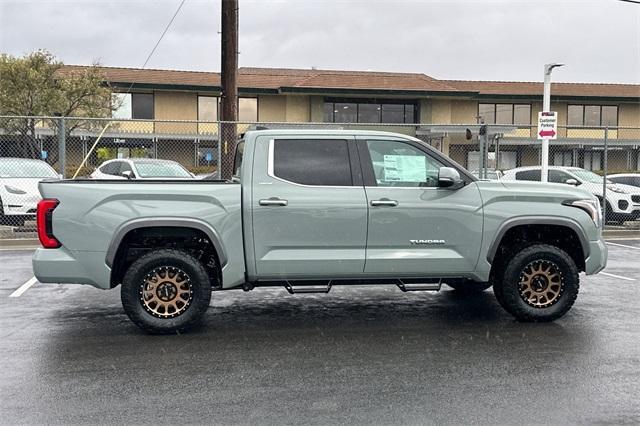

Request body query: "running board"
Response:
[396, 279, 442, 292]
[284, 281, 332, 294]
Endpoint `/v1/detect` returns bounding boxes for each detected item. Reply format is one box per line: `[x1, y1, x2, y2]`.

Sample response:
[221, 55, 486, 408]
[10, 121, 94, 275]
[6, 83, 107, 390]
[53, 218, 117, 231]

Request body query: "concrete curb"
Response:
[0, 238, 40, 249]
[602, 230, 640, 239]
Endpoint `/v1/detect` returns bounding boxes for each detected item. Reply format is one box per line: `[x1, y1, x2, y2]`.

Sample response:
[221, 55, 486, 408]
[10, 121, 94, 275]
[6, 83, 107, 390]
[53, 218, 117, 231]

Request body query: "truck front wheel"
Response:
[496, 244, 579, 322]
[121, 249, 212, 334]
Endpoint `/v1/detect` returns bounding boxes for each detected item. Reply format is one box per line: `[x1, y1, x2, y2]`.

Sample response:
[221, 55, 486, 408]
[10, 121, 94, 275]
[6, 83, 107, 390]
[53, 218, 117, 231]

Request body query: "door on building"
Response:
[584, 151, 602, 171]
[357, 137, 483, 276]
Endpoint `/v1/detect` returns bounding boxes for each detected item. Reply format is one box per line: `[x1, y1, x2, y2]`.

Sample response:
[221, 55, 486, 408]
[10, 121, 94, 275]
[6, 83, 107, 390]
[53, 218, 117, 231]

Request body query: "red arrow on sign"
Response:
[539, 129, 556, 138]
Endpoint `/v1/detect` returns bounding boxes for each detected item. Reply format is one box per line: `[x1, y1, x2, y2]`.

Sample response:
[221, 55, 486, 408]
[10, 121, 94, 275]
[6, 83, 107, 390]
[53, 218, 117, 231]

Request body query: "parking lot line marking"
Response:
[607, 241, 640, 250]
[599, 272, 636, 282]
[606, 242, 640, 250]
[9, 277, 38, 298]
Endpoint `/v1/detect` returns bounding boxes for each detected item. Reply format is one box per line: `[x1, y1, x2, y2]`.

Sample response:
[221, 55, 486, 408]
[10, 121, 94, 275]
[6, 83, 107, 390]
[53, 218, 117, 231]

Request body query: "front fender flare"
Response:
[486, 216, 590, 264]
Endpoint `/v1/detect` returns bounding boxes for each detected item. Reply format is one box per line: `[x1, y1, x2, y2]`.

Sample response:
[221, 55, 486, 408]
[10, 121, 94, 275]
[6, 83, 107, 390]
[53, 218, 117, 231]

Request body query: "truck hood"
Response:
[482, 179, 595, 201]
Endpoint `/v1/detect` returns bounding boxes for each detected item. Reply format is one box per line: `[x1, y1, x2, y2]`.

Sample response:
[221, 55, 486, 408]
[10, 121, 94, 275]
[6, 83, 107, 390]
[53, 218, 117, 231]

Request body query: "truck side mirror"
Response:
[122, 170, 134, 180]
[438, 167, 464, 189]
[565, 178, 579, 186]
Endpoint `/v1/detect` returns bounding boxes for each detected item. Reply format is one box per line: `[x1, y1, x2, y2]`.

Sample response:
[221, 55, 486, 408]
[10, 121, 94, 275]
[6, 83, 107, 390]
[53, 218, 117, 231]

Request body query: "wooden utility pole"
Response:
[220, 0, 238, 179]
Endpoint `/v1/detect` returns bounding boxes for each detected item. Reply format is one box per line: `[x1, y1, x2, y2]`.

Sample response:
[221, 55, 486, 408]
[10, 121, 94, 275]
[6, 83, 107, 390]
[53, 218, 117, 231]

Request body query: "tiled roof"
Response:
[443, 80, 640, 99]
[59, 65, 640, 99]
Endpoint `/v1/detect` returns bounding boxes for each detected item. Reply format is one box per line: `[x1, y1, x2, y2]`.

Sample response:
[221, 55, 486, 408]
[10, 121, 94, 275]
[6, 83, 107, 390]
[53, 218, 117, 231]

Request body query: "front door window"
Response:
[366, 140, 443, 187]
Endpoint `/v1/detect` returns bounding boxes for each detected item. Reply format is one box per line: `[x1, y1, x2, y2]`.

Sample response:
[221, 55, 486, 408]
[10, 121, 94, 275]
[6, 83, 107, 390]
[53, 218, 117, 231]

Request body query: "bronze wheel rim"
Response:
[518, 259, 564, 308]
[140, 266, 193, 318]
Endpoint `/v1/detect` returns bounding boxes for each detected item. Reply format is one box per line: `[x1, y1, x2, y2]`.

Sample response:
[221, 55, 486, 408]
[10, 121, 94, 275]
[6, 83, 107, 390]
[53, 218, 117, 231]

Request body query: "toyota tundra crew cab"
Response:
[33, 130, 607, 334]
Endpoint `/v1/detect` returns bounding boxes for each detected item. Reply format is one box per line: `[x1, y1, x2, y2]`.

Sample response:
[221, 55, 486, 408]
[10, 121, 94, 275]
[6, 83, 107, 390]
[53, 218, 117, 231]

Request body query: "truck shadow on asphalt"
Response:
[41, 287, 588, 348]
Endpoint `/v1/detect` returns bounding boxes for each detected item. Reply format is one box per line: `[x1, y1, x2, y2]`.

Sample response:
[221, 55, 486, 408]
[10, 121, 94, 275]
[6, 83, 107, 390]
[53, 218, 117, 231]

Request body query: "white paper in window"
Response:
[383, 155, 426, 182]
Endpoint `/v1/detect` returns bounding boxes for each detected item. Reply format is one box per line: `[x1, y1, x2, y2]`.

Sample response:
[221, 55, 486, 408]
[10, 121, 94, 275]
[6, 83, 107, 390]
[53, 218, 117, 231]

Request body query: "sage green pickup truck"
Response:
[33, 130, 607, 334]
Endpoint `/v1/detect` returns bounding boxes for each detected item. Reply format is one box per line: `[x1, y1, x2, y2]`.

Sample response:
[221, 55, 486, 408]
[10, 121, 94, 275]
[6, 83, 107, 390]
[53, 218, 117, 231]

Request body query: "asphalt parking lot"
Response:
[1, 241, 639, 425]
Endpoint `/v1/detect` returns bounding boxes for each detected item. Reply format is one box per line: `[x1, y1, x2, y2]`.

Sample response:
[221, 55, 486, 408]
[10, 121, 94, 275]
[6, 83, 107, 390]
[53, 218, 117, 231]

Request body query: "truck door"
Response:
[251, 136, 368, 278]
[357, 136, 483, 275]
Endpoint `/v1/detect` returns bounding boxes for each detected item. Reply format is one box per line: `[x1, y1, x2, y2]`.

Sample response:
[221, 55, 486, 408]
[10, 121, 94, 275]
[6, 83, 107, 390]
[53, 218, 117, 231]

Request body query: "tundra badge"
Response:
[410, 239, 446, 245]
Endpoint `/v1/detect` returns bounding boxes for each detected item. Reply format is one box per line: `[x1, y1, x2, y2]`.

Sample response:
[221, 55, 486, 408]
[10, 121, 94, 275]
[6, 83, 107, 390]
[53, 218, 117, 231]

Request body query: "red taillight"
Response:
[37, 198, 61, 248]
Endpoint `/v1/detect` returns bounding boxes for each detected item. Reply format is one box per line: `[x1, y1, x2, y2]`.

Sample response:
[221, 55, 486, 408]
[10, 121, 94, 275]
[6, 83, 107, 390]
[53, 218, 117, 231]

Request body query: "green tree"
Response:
[0, 50, 116, 158]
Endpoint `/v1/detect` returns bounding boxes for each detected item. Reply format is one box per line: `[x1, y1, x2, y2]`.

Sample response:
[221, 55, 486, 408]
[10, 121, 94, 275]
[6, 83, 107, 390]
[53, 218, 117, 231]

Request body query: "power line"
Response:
[616, 0, 640, 4]
[122, 0, 187, 95]
[139, 0, 187, 70]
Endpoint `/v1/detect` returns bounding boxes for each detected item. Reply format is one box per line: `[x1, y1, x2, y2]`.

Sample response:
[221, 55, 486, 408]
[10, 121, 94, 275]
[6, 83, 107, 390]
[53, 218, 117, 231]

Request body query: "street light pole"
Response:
[541, 63, 564, 182]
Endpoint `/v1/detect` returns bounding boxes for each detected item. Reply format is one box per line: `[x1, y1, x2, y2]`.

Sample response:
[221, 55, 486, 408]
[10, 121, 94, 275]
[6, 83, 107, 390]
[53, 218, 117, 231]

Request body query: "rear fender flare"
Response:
[105, 217, 228, 268]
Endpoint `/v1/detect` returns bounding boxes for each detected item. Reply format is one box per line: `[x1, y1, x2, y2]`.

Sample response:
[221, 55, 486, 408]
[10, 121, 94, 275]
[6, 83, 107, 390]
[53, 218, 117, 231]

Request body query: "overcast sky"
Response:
[1, 0, 639, 83]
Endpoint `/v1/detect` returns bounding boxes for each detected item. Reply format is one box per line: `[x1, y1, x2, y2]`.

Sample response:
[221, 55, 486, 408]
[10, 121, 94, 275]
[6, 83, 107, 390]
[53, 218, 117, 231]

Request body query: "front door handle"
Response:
[259, 197, 288, 207]
[370, 199, 398, 207]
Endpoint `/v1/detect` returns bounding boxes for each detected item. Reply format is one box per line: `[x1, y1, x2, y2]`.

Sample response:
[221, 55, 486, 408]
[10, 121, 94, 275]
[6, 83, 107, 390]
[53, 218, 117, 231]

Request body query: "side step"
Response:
[284, 280, 332, 294]
[396, 279, 442, 292]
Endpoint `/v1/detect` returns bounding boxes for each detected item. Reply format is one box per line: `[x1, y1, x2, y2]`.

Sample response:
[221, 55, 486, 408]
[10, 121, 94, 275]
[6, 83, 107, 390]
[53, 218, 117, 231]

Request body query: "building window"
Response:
[239, 97, 258, 122]
[112, 93, 154, 119]
[324, 99, 416, 124]
[553, 151, 573, 166]
[567, 105, 618, 126]
[132, 93, 154, 119]
[479, 103, 531, 125]
[198, 96, 219, 121]
[112, 93, 132, 119]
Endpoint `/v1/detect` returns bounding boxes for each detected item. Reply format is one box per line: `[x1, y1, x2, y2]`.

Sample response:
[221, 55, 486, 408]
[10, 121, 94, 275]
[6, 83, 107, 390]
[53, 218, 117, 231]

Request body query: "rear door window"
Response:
[272, 139, 353, 186]
[515, 170, 541, 181]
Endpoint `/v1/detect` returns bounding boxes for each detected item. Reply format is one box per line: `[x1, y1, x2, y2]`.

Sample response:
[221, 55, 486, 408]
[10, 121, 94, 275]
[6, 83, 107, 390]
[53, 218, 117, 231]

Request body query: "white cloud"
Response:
[0, 0, 638, 83]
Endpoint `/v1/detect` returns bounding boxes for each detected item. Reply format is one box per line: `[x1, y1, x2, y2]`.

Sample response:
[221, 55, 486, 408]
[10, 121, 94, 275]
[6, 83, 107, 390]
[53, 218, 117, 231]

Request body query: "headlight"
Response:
[4, 185, 27, 195]
[563, 198, 602, 229]
[607, 185, 627, 194]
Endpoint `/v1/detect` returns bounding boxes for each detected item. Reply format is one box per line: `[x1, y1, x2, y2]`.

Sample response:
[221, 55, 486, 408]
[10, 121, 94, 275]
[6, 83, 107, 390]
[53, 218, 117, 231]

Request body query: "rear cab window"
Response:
[271, 139, 353, 186]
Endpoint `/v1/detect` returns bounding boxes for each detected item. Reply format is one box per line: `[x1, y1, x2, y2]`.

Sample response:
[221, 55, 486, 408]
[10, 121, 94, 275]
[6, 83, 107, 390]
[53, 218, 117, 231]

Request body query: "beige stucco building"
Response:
[60, 65, 640, 172]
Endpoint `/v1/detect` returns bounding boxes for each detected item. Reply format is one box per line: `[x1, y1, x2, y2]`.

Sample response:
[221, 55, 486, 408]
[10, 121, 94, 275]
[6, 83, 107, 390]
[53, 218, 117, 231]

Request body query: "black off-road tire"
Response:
[496, 244, 579, 322]
[121, 249, 212, 334]
[446, 280, 492, 293]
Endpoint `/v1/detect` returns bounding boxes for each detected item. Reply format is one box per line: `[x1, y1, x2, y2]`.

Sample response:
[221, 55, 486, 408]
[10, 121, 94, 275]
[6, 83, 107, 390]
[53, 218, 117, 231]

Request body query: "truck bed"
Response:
[35, 179, 246, 289]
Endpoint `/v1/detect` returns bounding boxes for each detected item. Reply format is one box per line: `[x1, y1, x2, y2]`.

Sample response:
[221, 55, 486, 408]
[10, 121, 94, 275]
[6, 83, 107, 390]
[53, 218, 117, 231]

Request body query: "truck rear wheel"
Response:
[496, 244, 579, 322]
[121, 249, 212, 334]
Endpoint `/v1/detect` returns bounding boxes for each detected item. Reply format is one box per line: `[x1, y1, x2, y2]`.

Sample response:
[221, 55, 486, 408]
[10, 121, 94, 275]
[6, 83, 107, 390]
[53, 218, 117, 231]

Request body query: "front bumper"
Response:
[1, 193, 39, 216]
[585, 238, 607, 275]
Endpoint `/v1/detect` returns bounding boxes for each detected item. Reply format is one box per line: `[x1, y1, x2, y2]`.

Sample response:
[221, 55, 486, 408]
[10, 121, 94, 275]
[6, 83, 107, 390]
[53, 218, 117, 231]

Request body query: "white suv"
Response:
[503, 166, 639, 222]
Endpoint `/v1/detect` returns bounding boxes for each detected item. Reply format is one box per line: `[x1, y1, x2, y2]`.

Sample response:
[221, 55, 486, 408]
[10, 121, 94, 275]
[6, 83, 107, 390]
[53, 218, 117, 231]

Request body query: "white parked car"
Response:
[0, 157, 60, 226]
[502, 166, 639, 222]
[608, 173, 640, 190]
[470, 169, 503, 180]
[90, 158, 195, 180]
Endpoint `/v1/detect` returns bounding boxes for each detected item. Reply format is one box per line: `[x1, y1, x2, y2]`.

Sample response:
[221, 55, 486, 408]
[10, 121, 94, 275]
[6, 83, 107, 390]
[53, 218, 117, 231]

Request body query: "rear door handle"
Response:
[370, 199, 398, 207]
[259, 197, 288, 206]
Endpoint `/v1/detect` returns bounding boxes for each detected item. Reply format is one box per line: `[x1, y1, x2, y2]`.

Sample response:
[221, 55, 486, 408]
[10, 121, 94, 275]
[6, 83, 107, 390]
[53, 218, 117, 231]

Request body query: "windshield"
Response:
[133, 161, 192, 178]
[570, 169, 604, 184]
[0, 160, 58, 178]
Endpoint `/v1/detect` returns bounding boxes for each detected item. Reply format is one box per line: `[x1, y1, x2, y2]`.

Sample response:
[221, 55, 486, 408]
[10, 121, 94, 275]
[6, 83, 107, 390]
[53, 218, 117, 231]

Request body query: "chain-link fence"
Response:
[1, 115, 639, 237]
